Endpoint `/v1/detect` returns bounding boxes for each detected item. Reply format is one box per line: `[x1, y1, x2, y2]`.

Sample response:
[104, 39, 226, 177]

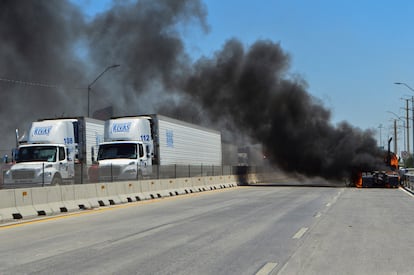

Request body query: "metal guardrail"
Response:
[401, 172, 414, 191]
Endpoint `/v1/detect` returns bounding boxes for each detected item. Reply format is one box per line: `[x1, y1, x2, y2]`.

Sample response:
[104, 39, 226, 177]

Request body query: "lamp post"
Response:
[387, 111, 404, 154]
[394, 82, 414, 158]
[87, 64, 120, 117]
[378, 124, 383, 149]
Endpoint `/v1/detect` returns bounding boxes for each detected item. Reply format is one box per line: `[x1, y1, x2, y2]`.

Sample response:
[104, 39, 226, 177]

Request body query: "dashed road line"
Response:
[255, 262, 278, 275]
[292, 227, 308, 239]
[314, 212, 322, 218]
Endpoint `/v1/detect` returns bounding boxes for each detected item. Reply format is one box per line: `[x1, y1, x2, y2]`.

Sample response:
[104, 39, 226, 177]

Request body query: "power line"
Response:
[0, 77, 88, 91]
[0, 77, 60, 89]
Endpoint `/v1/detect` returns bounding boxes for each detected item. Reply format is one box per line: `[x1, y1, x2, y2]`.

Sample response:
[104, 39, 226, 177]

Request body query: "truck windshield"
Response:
[15, 146, 57, 163]
[98, 143, 138, 160]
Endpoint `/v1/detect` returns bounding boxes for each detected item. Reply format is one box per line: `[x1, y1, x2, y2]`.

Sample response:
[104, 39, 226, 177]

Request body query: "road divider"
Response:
[0, 174, 243, 223]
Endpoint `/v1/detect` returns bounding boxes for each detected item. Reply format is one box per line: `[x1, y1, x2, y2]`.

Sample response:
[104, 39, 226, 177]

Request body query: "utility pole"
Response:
[394, 119, 398, 154]
[407, 99, 410, 155]
[378, 124, 383, 148]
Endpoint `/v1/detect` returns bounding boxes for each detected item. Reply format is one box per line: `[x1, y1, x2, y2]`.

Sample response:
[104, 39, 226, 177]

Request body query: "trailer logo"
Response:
[33, 126, 52, 136]
[166, 130, 174, 147]
[112, 122, 131, 133]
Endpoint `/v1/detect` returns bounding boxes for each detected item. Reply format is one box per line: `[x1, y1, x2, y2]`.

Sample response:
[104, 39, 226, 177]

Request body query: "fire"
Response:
[390, 154, 398, 170]
[351, 171, 363, 188]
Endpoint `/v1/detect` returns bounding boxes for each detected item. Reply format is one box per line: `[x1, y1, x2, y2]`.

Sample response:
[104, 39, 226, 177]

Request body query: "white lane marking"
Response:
[327, 189, 343, 207]
[315, 212, 322, 218]
[255, 262, 278, 275]
[400, 187, 414, 198]
[292, 227, 308, 239]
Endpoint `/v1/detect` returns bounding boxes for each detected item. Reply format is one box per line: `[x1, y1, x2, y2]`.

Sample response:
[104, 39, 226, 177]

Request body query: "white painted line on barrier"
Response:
[292, 227, 308, 239]
[255, 262, 278, 275]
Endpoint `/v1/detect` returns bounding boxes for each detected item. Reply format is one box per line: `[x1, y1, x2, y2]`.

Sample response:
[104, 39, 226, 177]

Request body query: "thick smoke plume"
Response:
[0, 0, 384, 179]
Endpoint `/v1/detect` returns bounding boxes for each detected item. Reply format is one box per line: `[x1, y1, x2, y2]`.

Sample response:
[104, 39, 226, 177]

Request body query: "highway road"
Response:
[0, 185, 413, 274]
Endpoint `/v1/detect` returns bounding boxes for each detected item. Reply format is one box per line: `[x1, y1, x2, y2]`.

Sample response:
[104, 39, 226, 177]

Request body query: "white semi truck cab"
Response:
[94, 117, 153, 181]
[92, 115, 222, 182]
[4, 118, 104, 186]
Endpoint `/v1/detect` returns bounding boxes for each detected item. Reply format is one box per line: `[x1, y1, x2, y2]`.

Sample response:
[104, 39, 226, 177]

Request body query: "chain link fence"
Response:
[0, 163, 253, 188]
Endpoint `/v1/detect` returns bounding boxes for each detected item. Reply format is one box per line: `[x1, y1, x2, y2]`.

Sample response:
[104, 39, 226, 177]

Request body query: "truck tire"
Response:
[51, 174, 63, 186]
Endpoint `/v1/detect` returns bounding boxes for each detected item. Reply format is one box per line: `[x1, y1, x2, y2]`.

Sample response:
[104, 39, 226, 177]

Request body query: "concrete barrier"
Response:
[174, 178, 191, 195]
[14, 188, 38, 219]
[191, 177, 204, 193]
[0, 189, 19, 221]
[60, 185, 81, 212]
[159, 179, 177, 197]
[73, 184, 99, 209]
[42, 186, 65, 214]
[0, 174, 243, 222]
[139, 179, 155, 200]
[117, 181, 138, 202]
[94, 183, 113, 206]
[31, 187, 54, 215]
[105, 181, 124, 204]
[179, 178, 193, 194]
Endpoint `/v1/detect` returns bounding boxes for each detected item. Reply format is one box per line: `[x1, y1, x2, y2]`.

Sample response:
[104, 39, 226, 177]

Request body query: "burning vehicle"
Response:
[353, 138, 400, 188]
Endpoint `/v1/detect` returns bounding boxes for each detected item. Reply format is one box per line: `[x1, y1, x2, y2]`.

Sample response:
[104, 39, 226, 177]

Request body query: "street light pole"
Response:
[378, 124, 383, 148]
[394, 82, 414, 157]
[87, 64, 120, 117]
[387, 111, 403, 154]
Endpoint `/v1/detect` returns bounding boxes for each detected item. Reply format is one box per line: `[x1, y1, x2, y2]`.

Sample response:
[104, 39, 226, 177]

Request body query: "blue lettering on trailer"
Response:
[33, 126, 53, 136]
[64, 137, 74, 144]
[166, 130, 174, 147]
[112, 122, 131, 133]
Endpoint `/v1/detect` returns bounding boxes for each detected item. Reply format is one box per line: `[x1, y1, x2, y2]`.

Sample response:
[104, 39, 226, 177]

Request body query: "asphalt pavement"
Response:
[0, 185, 412, 275]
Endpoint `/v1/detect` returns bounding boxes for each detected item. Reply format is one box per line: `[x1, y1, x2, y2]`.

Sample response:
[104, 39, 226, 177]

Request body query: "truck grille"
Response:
[99, 166, 121, 177]
[12, 170, 35, 180]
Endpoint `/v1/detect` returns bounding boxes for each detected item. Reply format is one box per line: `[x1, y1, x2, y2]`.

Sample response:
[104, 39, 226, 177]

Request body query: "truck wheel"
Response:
[51, 174, 63, 186]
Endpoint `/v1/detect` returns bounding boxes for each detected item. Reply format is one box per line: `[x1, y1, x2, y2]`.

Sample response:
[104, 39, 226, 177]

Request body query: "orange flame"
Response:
[390, 154, 398, 170]
[354, 172, 362, 188]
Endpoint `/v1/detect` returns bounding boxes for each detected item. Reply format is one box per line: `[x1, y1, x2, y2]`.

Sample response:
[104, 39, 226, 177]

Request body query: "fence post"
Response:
[42, 162, 45, 187]
[110, 163, 113, 182]
[81, 162, 84, 184]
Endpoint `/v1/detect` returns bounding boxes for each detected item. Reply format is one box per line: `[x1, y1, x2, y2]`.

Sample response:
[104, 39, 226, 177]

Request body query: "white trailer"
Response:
[93, 114, 222, 181]
[4, 117, 104, 186]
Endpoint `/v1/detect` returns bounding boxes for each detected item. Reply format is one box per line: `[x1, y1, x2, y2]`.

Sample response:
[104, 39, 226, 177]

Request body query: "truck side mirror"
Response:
[66, 148, 72, 161]
[91, 147, 95, 163]
[146, 145, 151, 158]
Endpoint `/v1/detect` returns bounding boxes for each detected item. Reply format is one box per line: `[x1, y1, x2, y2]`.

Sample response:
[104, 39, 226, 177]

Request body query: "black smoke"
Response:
[0, 0, 383, 179]
[0, 0, 87, 148]
[182, 39, 384, 178]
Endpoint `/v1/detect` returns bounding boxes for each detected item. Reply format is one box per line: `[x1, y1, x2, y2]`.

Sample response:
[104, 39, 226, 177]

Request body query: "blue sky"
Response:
[72, 0, 414, 151]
